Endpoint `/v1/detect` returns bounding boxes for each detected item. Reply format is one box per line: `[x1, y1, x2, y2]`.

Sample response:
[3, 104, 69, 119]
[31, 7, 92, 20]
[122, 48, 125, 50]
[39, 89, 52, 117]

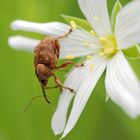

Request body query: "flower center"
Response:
[99, 35, 118, 58]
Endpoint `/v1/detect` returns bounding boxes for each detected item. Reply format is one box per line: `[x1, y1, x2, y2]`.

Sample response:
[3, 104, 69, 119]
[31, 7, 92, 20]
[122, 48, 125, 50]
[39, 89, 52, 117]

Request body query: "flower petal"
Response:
[11, 20, 71, 36]
[115, 1, 140, 49]
[105, 51, 140, 118]
[59, 29, 101, 58]
[51, 93, 74, 135]
[10, 20, 101, 58]
[8, 36, 40, 51]
[78, 0, 112, 36]
[51, 57, 101, 135]
[61, 55, 106, 138]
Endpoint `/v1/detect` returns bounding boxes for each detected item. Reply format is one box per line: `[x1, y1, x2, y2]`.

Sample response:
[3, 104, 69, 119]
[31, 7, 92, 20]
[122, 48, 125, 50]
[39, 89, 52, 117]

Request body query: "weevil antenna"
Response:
[24, 95, 43, 112]
[24, 94, 55, 112]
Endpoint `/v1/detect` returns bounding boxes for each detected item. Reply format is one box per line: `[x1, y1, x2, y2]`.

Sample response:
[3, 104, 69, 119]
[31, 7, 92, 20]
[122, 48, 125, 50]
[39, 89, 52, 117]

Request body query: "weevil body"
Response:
[34, 29, 83, 103]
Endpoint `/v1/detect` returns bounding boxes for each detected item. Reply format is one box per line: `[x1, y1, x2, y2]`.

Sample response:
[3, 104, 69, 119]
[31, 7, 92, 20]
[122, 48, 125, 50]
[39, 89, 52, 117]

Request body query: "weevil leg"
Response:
[52, 73, 76, 93]
[55, 28, 73, 40]
[56, 68, 69, 73]
[45, 85, 59, 89]
[55, 61, 84, 70]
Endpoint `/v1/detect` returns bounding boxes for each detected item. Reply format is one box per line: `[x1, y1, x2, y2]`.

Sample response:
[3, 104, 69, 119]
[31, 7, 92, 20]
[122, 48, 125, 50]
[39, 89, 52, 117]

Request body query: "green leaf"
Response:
[62, 14, 92, 31]
[111, 0, 122, 32]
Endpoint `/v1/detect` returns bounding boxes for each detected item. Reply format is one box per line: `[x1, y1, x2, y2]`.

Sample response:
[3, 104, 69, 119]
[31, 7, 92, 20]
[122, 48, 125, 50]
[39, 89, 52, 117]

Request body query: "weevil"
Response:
[34, 29, 83, 103]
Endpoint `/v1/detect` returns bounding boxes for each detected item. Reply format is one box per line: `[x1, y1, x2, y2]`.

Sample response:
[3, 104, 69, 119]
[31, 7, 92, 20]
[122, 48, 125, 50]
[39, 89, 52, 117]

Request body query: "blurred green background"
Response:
[0, 0, 140, 140]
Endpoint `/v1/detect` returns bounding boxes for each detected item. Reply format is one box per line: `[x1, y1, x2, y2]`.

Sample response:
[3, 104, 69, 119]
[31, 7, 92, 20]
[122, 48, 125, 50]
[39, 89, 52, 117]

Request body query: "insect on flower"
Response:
[8, 0, 140, 137]
[34, 28, 84, 104]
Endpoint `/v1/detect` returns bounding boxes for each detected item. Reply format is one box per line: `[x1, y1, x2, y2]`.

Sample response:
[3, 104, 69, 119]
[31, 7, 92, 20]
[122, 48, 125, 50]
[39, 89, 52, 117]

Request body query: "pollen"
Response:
[93, 16, 100, 21]
[99, 36, 107, 43]
[99, 52, 104, 56]
[84, 41, 89, 47]
[86, 55, 93, 60]
[65, 54, 74, 60]
[70, 20, 77, 29]
[89, 63, 94, 72]
[99, 35, 118, 57]
[90, 30, 96, 36]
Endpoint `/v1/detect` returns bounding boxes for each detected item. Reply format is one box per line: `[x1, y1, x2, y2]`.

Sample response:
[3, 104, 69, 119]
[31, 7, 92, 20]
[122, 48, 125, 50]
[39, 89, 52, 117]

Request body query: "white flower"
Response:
[8, 0, 140, 138]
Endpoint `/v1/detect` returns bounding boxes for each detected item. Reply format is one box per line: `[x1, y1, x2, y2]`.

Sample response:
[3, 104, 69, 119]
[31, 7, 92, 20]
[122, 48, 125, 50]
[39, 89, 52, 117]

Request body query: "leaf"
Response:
[62, 14, 92, 31]
[111, 0, 122, 32]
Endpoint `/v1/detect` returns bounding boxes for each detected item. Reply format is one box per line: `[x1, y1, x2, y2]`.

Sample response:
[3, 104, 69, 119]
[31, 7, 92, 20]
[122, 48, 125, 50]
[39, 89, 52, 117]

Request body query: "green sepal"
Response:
[111, 0, 122, 32]
[123, 45, 140, 58]
[62, 14, 92, 31]
[136, 44, 140, 54]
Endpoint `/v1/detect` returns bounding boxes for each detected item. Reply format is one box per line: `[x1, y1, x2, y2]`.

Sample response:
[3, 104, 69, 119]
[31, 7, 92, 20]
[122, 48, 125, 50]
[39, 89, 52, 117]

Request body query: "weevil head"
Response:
[36, 64, 52, 87]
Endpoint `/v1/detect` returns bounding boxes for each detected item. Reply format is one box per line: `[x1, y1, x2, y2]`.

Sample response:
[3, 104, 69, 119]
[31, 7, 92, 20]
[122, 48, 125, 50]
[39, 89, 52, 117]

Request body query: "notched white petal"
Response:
[61, 56, 107, 138]
[105, 51, 140, 118]
[52, 57, 100, 136]
[51, 93, 74, 135]
[8, 36, 40, 51]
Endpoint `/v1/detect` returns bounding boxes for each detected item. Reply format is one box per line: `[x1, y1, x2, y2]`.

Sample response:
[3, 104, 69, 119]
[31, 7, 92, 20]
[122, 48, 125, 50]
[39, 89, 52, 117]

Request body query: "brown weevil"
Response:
[34, 29, 83, 104]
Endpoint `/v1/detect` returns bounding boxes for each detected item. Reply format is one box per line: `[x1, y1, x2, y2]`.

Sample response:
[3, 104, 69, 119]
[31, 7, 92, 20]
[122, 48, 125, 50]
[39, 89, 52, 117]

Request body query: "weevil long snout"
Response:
[41, 86, 51, 104]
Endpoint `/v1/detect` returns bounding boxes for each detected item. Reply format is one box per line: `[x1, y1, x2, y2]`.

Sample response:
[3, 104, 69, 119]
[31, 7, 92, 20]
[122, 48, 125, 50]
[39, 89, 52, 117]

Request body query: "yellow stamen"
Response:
[93, 16, 100, 21]
[89, 63, 94, 72]
[84, 41, 89, 47]
[90, 30, 96, 36]
[86, 55, 93, 60]
[70, 20, 77, 29]
[99, 35, 118, 57]
[99, 48, 115, 56]
[65, 55, 74, 60]
[99, 36, 107, 43]
[99, 52, 104, 56]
